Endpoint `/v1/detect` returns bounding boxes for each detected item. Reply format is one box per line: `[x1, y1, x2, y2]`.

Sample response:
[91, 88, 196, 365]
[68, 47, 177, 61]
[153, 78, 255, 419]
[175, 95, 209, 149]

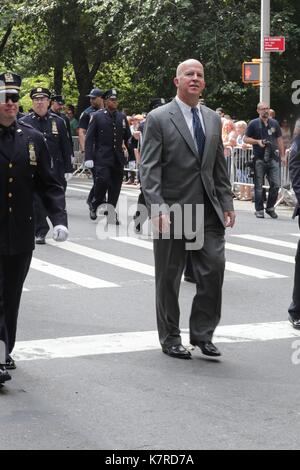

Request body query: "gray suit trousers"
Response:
[153, 200, 225, 347]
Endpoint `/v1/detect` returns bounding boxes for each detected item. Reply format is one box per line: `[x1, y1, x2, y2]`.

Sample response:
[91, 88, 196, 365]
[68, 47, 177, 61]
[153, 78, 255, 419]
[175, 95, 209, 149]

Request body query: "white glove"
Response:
[85, 160, 94, 169]
[53, 225, 69, 242]
[64, 173, 73, 181]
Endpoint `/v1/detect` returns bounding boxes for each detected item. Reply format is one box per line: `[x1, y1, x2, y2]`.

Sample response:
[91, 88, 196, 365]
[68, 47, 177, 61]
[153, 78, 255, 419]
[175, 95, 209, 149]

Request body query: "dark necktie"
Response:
[191, 107, 205, 157]
[0, 124, 15, 145]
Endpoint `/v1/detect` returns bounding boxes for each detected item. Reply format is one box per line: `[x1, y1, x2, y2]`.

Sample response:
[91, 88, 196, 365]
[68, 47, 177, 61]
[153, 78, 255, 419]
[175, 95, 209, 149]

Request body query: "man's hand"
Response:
[85, 160, 94, 169]
[224, 211, 236, 228]
[152, 214, 171, 234]
[53, 225, 69, 242]
[257, 139, 266, 148]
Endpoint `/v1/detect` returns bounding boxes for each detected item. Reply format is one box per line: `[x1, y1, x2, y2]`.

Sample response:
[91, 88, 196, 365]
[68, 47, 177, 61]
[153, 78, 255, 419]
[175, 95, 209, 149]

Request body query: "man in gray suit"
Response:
[140, 59, 235, 359]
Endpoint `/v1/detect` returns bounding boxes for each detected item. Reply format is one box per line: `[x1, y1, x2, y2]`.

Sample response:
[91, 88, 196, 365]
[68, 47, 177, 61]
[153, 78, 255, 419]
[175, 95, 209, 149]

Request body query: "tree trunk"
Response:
[71, 40, 93, 114]
[53, 63, 63, 94]
[0, 24, 12, 56]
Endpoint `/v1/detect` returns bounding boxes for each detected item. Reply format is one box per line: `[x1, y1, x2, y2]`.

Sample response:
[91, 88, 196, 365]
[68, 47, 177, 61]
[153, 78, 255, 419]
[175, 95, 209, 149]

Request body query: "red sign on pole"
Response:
[264, 36, 285, 52]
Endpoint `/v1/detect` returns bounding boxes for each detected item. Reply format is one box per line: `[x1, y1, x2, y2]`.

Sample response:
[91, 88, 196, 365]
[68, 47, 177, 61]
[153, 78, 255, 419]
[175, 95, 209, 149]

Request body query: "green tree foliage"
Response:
[0, 0, 299, 121]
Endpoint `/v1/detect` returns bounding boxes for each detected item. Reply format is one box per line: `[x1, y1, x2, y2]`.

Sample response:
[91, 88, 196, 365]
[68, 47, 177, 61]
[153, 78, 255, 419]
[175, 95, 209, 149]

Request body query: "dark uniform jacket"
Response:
[84, 109, 131, 168]
[289, 136, 300, 219]
[51, 110, 74, 156]
[0, 121, 68, 255]
[20, 111, 73, 178]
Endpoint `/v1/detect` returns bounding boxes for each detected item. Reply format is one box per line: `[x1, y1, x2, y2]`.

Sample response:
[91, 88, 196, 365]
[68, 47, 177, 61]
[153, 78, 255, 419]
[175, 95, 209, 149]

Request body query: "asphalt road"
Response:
[1, 178, 300, 450]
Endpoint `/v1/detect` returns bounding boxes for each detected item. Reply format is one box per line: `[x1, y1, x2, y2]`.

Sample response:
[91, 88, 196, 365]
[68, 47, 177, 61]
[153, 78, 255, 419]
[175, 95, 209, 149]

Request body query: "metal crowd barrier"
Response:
[71, 136, 92, 177]
[226, 145, 292, 204]
[71, 136, 139, 181]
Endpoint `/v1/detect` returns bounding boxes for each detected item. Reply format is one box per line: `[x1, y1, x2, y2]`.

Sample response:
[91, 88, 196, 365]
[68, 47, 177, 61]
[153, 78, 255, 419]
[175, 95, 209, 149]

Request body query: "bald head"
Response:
[174, 59, 205, 107]
[176, 59, 203, 78]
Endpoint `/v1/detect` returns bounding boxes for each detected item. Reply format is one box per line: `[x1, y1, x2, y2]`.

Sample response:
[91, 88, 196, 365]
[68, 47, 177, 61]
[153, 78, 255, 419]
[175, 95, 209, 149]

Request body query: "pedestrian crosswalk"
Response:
[12, 320, 300, 362]
[22, 231, 298, 292]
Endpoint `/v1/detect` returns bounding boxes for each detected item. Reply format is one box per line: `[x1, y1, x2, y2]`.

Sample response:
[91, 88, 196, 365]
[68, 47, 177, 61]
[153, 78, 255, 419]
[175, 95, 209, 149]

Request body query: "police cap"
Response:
[86, 88, 104, 98]
[0, 72, 21, 95]
[30, 87, 51, 99]
[51, 94, 65, 104]
[103, 89, 118, 100]
[149, 98, 166, 111]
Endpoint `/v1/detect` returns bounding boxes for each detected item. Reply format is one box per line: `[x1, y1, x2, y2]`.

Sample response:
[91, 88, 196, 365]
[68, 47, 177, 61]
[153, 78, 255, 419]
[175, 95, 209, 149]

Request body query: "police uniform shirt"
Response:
[20, 111, 73, 174]
[51, 110, 74, 155]
[0, 121, 67, 255]
[84, 108, 131, 167]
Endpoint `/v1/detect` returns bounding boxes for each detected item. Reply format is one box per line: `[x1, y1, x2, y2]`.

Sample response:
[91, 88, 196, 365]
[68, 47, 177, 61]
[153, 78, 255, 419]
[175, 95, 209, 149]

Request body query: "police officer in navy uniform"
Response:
[78, 88, 104, 209]
[20, 87, 73, 244]
[78, 87, 104, 153]
[0, 72, 68, 384]
[50, 94, 74, 156]
[85, 89, 131, 223]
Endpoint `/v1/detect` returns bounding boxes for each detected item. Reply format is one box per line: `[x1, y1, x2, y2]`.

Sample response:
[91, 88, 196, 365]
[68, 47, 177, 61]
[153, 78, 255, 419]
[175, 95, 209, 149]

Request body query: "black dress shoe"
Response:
[5, 355, 16, 370]
[184, 275, 196, 284]
[0, 366, 11, 384]
[89, 207, 97, 220]
[35, 236, 46, 245]
[162, 344, 192, 359]
[289, 315, 300, 330]
[191, 340, 221, 357]
[265, 208, 278, 219]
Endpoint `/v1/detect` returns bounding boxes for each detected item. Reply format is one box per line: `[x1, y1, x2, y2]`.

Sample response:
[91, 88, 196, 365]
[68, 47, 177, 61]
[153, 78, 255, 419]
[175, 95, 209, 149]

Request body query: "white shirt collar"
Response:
[175, 95, 205, 135]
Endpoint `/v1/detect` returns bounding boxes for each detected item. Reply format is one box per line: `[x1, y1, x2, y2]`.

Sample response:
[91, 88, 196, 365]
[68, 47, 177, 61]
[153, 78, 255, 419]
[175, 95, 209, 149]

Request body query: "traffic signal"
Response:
[242, 62, 260, 84]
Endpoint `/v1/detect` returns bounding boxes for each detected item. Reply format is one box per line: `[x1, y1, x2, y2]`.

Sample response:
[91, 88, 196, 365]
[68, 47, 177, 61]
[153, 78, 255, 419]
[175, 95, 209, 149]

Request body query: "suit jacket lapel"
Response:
[169, 99, 199, 160]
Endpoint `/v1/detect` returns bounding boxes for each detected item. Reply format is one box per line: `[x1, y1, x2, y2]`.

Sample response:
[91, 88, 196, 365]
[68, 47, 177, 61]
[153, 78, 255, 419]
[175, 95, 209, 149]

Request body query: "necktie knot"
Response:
[0, 124, 15, 137]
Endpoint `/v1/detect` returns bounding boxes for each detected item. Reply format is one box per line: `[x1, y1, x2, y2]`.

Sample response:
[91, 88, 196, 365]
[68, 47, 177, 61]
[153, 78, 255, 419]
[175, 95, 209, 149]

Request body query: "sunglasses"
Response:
[5, 94, 19, 103]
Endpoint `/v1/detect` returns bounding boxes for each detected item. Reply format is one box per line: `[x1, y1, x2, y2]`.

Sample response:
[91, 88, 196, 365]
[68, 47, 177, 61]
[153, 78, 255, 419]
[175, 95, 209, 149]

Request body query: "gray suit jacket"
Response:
[140, 98, 234, 226]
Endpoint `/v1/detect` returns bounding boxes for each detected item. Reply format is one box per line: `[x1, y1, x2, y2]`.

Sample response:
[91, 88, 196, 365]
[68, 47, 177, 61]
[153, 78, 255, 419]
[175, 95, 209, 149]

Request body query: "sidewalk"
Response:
[234, 199, 294, 218]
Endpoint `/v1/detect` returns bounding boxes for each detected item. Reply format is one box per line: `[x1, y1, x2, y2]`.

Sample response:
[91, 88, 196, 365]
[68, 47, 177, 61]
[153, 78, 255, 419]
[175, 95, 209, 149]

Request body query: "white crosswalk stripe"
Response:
[67, 183, 140, 198]
[111, 236, 287, 279]
[24, 232, 298, 292]
[232, 234, 297, 249]
[46, 240, 155, 276]
[31, 257, 118, 289]
[12, 321, 300, 362]
[226, 242, 295, 263]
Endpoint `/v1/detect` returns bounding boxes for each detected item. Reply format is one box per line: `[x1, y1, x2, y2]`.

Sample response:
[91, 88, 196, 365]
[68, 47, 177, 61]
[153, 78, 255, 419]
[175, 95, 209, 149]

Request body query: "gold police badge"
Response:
[29, 142, 37, 166]
[51, 120, 59, 135]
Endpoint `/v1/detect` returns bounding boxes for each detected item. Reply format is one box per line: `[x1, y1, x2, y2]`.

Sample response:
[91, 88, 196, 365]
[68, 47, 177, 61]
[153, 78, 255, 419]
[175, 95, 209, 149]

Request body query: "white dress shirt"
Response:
[175, 96, 206, 152]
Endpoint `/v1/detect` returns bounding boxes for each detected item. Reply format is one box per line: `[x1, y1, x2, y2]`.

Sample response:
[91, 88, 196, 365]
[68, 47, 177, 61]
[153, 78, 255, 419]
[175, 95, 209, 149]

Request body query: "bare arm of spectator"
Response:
[277, 136, 285, 160]
[78, 128, 86, 152]
[244, 135, 265, 147]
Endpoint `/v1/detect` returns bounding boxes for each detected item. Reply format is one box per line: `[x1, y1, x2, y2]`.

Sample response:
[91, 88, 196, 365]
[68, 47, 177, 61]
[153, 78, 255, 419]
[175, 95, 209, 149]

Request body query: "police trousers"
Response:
[92, 165, 124, 210]
[0, 252, 32, 361]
